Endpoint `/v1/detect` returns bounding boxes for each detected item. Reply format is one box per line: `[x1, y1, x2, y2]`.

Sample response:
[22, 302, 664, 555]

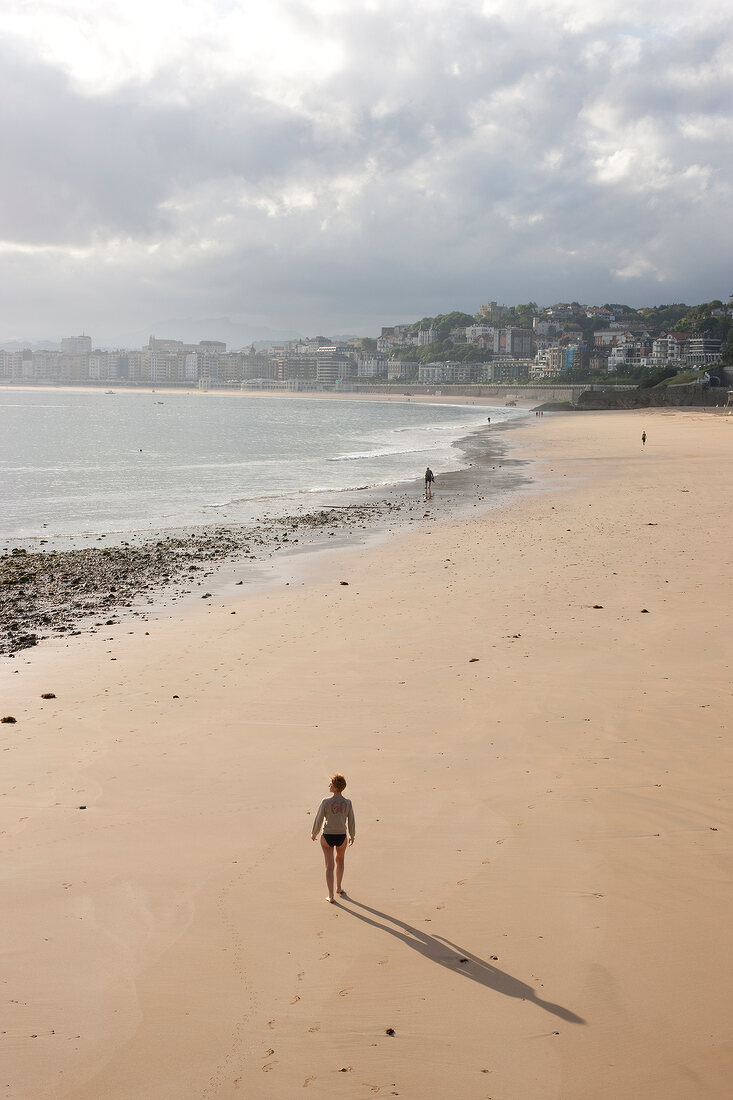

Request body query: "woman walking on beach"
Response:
[311, 774, 356, 902]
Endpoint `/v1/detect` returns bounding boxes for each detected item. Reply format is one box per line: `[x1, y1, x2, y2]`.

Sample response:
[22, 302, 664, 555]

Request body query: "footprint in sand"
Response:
[308, 1024, 321, 1033]
[267, 1019, 275, 1030]
[303, 1076, 316, 1087]
[338, 988, 352, 997]
[319, 952, 330, 960]
[262, 1061, 277, 1072]
[290, 995, 301, 1005]
[298, 971, 305, 981]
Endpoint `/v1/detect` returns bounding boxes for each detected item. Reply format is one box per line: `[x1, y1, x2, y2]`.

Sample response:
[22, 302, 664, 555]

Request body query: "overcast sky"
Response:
[1, 0, 731, 346]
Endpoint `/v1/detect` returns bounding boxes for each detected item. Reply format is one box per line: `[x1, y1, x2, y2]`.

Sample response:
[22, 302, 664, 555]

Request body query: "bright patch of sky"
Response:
[0, 0, 731, 345]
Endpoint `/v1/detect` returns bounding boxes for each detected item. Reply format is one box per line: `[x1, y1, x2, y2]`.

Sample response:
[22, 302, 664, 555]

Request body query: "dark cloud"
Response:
[0, 41, 314, 244]
[0, 1, 731, 343]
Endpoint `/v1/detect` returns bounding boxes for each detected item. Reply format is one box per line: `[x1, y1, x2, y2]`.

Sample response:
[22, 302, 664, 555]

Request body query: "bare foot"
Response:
[337, 888, 347, 897]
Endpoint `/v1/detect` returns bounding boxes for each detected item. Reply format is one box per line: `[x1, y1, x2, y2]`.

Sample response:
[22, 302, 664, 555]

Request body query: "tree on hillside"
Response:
[501, 302, 537, 329]
[638, 367, 679, 389]
[636, 304, 690, 333]
[431, 312, 477, 338]
[604, 304, 637, 315]
[719, 333, 733, 367]
[671, 302, 731, 343]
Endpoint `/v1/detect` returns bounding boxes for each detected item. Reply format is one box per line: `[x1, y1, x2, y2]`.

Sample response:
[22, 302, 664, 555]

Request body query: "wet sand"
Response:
[2, 407, 732, 1099]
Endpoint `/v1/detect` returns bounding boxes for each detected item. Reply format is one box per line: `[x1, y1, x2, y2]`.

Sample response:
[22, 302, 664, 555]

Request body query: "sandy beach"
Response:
[2, 407, 732, 1099]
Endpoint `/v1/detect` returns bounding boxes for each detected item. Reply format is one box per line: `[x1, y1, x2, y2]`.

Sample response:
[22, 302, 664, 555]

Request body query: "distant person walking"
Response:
[424, 466, 435, 499]
[642, 430, 647, 446]
[311, 774, 356, 902]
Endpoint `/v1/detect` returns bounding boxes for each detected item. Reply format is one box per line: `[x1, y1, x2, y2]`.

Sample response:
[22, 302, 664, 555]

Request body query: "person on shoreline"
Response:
[642, 430, 647, 446]
[311, 774, 356, 902]
[424, 466, 435, 499]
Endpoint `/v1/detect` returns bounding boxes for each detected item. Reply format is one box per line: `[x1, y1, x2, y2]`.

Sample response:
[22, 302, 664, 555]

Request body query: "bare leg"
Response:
[320, 836, 335, 901]
[335, 839, 348, 894]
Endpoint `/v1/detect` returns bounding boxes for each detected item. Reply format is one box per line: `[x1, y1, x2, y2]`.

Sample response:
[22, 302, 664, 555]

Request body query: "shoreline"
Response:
[3, 406, 732, 1098]
[1, 386, 529, 551]
[0, 380, 540, 408]
[0, 417, 531, 656]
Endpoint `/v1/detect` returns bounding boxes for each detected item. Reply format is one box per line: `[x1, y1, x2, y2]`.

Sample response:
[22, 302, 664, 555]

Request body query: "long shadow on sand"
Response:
[337, 896, 586, 1025]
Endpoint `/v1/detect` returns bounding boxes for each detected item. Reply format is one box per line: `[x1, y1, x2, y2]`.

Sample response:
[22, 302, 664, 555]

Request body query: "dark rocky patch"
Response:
[1, 503, 401, 656]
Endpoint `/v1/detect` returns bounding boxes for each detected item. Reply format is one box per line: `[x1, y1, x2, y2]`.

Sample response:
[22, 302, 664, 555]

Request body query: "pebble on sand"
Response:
[2, 715, 17, 723]
[41, 692, 56, 699]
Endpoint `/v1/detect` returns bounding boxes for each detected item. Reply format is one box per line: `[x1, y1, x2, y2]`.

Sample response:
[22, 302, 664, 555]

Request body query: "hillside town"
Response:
[1, 297, 731, 390]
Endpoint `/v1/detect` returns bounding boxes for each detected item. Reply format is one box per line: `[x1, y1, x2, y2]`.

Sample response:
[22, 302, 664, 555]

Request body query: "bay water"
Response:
[0, 388, 523, 546]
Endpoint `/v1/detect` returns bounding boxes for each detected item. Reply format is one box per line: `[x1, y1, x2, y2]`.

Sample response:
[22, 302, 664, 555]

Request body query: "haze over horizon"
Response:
[1, 0, 731, 348]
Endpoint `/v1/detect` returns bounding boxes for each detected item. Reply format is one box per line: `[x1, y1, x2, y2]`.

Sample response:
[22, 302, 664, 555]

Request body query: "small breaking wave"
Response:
[328, 447, 422, 462]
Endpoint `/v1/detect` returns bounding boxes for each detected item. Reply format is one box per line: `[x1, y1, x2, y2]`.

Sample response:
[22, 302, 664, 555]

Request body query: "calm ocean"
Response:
[0, 388, 524, 545]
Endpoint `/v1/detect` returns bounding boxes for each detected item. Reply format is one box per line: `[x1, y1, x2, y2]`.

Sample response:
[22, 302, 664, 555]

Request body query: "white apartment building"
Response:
[184, 353, 199, 382]
[686, 334, 722, 367]
[377, 325, 419, 354]
[357, 357, 389, 379]
[530, 360, 562, 379]
[465, 324, 494, 343]
[443, 362, 482, 383]
[61, 334, 92, 356]
[418, 364, 446, 383]
[594, 329, 631, 347]
[88, 351, 122, 381]
[30, 350, 62, 381]
[315, 346, 355, 384]
[388, 359, 416, 381]
[0, 349, 31, 380]
[652, 333, 687, 361]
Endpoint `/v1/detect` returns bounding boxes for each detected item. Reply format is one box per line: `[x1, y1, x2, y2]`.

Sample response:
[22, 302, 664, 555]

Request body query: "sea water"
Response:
[0, 388, 523, 544]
